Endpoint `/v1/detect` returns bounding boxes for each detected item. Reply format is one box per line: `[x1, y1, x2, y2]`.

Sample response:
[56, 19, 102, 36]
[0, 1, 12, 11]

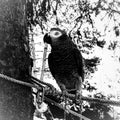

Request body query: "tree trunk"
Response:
[0, 0, 35, 120]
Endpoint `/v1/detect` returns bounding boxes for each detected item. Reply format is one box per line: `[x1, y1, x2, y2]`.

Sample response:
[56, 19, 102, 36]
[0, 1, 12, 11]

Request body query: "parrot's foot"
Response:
[60, 89, 68, 101]
[75, 90, 82, 105]
[62, 89, 69, 97]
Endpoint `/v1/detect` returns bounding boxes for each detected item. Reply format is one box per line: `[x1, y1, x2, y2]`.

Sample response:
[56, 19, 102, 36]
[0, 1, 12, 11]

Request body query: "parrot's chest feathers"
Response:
[51, 47, 77, 75]
[51, 48, 73, 63]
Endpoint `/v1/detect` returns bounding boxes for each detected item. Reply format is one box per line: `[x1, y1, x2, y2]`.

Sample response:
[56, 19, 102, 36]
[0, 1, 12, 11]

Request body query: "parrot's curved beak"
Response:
[43, 33, 51, 44]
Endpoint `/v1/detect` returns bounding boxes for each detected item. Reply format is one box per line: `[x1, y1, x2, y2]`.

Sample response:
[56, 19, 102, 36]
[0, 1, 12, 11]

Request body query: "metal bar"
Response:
[40, 43, 48, 81]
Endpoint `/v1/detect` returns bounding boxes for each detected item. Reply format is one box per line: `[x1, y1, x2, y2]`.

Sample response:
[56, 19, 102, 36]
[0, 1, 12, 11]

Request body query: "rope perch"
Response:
[0, 73, 120, 106]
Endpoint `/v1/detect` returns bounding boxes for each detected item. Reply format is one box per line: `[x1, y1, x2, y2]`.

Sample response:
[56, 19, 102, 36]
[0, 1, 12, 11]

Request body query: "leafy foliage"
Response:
[85, 57, 100, 75]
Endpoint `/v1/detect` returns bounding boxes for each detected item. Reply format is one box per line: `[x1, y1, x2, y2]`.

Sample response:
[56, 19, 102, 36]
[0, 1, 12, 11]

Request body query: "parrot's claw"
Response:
[75, 90, 82, 104]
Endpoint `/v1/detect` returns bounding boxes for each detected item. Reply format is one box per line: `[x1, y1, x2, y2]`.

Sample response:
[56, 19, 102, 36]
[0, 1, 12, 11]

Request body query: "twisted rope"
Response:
[55, 92, 120, 106]
[83, 96, 120, 106]
[0, 73, 120, 107]
[0, 73, 41, 89]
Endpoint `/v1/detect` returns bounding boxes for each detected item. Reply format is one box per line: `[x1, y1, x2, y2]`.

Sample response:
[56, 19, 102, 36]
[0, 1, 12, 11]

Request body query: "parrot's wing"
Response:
[48, 53, 56, 78]
[73, 48, 84, 81]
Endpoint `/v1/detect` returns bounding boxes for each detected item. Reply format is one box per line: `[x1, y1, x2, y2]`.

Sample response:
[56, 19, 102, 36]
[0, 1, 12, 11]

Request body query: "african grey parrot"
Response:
[43, 28, 84, 99]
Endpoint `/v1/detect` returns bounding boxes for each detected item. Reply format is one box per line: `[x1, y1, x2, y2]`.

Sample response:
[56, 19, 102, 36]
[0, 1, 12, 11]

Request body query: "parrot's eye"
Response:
[50, 30, 62, 39]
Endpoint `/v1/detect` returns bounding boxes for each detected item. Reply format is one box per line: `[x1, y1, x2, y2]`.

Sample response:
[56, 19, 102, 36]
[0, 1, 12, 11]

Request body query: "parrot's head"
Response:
[43, 28, 67, 45]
